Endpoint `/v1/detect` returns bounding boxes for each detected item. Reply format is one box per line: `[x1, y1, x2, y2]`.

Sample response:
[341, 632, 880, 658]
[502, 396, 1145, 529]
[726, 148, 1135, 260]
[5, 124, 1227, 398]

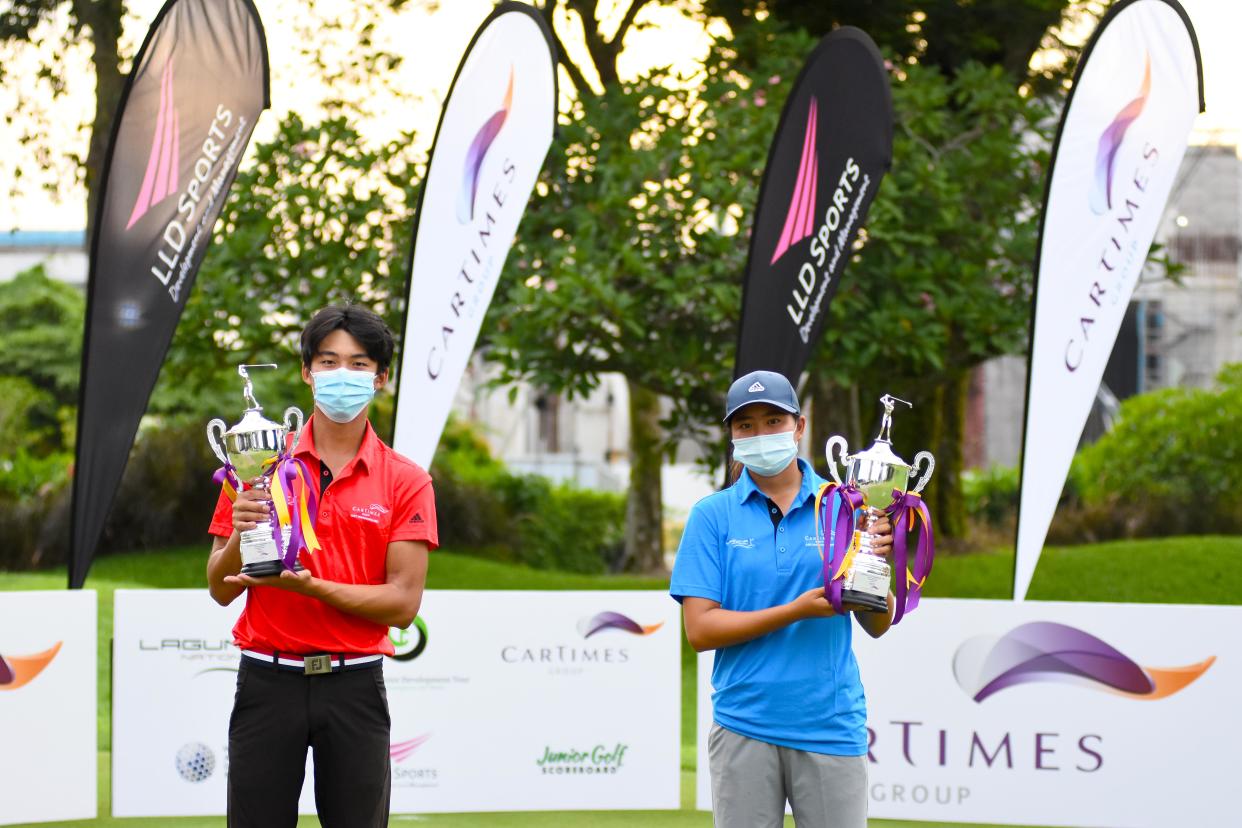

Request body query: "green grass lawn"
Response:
[3, 536, 1239, 827]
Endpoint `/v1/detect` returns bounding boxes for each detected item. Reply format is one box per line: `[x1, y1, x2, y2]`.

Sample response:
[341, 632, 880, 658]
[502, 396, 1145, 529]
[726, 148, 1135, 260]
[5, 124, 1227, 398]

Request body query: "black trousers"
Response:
[227, 658, 391, 827]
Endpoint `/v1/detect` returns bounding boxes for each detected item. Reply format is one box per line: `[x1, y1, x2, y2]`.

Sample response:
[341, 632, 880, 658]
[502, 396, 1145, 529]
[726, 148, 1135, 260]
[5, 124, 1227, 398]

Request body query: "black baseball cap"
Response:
[724, 370, 800, 422]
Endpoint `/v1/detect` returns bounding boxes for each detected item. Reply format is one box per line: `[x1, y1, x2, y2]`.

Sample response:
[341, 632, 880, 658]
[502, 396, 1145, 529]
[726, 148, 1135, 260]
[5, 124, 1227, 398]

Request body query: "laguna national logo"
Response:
[1089, 52, 1151, 216]
[0, 642, 62, 691]
[458, 65, 515, 224]
[953, 621, 1213, 703]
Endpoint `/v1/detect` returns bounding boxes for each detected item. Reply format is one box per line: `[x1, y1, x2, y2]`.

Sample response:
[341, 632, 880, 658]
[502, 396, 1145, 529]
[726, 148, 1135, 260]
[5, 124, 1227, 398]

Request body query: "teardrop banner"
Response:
[734, 27, 893, 384]
[1014, 0, 1204, 600]
[69, 0, 270, 588]
[391, 2, 558, 467]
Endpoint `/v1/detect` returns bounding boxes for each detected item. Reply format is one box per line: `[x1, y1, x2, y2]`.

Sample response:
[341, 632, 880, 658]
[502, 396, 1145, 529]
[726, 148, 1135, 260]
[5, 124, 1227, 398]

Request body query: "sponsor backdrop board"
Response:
[696, 598, 1237, 826]
[113, 589, 680, 815]
[0, 590, 97, 826]
[110, 589, 315, 817]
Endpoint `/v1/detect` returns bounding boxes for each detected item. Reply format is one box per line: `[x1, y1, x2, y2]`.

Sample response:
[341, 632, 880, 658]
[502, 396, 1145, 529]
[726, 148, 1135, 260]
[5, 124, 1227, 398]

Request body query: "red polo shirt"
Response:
[209, 416, 438, 655]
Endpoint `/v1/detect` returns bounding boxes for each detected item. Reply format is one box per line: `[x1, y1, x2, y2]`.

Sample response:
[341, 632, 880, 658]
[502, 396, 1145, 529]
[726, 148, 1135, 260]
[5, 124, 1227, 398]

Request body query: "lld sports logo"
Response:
[390, 734, 432, 763]
[953, 621, 1213, 703]
[458, 66, 514, 224]
[767, 96, 866, 337]
[576, 612, 663, 639]
[1089, 53, 1151, 215]
[127, 59, 180, 229]
[0, 642, 62, 691]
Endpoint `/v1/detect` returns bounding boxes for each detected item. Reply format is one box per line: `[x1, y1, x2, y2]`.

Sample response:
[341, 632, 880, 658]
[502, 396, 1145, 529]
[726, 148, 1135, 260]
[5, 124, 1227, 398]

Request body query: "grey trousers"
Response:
[708, 724, 868, 828]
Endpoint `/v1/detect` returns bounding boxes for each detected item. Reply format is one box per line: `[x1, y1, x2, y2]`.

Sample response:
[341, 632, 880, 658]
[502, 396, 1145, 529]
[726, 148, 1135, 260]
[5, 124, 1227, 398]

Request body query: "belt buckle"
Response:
[304, 654, 333, 675]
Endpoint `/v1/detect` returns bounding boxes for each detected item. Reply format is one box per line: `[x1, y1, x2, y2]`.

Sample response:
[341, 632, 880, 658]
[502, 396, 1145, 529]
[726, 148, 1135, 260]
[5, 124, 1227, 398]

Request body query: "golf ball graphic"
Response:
[176, 742, 216, 783]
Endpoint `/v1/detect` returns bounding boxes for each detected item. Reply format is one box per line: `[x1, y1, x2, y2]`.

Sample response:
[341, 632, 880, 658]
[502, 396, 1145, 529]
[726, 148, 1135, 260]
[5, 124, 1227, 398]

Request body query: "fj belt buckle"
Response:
[304, 654, 333, 675]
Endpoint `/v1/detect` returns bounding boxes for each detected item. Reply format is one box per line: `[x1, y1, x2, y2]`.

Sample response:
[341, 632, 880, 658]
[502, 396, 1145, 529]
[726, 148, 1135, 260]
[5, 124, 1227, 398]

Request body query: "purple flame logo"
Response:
[576, 612, 664, 639]
[127, 58, 181, 229]
[953, 621, 1213, 703]
[771, 98, 820, 264]
[1089, 53, 1151, 216]
[457, 66, 515, 224]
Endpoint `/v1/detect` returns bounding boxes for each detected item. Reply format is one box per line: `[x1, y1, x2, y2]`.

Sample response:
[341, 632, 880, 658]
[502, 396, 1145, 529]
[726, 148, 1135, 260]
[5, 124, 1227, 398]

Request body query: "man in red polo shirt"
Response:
[207, 305, 436, 828]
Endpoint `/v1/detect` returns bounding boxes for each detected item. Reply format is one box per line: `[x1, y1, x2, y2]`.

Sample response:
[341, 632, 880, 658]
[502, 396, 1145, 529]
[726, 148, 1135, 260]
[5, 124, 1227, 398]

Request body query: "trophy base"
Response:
[841, 588, 889, 613]
[240, 560, 305, 578]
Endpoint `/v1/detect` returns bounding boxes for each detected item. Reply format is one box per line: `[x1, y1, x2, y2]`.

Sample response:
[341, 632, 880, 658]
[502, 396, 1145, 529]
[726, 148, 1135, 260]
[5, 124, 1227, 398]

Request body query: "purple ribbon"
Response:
[884, 490, 935, 625]
[212, 463, 241, 496]
[820, 483, 864, 614]
[273, 454, 320, 570]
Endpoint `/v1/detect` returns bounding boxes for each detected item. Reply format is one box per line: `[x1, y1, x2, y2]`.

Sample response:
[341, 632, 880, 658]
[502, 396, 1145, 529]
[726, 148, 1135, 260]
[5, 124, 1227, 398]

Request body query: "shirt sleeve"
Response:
[669, 499, 722, 604]
[207, 487, 234, 538]
[389, 467, 439, 550]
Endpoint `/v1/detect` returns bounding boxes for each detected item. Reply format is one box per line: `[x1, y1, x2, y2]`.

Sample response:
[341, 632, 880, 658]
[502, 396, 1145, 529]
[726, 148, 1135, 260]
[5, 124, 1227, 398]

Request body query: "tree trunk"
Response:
[932, 370, 969, 539]
[809, 374, 860, 480]
[81, 0, 125, 248]
[623, 380, 664, 573]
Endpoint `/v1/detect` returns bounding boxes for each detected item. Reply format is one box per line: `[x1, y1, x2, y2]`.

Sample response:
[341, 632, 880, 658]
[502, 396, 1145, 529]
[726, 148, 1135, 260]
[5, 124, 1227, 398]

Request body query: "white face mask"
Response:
[732, 431, 798, 477]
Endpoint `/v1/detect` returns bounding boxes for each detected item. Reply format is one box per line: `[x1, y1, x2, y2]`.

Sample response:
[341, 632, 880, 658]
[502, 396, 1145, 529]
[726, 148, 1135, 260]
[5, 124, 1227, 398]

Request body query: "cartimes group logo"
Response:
[953, 621, 1214, 702]
[458, 65, 515, 224]
[1089, 52, 1151, 215]
[0, 642, 62, 691]
[127, 58, 181, 229]
[576, 612, 663, 639]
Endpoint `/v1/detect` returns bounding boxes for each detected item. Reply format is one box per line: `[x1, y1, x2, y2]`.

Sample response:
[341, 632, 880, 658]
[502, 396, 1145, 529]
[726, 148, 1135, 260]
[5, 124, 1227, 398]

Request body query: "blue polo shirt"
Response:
[670, 459, 867, 755]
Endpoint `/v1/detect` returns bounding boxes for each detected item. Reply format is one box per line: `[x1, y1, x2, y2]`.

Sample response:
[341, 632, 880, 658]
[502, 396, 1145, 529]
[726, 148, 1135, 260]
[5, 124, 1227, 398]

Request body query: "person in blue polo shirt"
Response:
[671, 369, 894, 828]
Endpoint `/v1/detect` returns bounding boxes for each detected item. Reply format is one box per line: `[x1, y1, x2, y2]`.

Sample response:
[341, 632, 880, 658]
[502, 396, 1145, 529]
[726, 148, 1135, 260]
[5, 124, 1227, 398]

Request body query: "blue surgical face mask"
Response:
[312, 367, 377, 423]
[732, 431, 798, 477]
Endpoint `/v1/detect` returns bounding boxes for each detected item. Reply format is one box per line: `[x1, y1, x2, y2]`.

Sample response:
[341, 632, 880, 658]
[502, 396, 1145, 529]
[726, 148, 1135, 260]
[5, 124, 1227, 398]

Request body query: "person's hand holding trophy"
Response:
[207, 364, 320, 577]
[816, 394, 936, 624]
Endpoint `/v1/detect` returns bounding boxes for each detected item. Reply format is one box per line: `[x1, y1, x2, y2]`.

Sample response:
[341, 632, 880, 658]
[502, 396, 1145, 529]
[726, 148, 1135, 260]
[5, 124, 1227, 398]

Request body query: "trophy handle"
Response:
[283, 407, 304, 451]
[206, 419, 229, 467]
[911, 451, 936, 494]
[824, 436, 849, 487]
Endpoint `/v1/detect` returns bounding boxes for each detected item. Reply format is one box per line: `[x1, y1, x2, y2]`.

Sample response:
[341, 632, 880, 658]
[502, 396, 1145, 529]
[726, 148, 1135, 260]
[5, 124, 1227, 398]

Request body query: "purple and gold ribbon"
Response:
[211, 454, 321, 571]
[884, 489, 935, 625]
[814, 482, 865, 614]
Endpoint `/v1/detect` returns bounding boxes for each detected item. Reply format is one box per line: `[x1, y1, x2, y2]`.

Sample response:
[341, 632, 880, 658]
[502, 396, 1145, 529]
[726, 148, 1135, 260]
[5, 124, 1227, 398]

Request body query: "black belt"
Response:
[241, 649, 383, 675]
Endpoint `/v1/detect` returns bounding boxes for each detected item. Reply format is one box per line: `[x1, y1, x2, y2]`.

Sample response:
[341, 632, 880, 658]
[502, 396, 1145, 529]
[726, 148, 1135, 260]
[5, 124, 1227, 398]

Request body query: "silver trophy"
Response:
[824, 395, 935, 612]
[207, 364, 304, 577]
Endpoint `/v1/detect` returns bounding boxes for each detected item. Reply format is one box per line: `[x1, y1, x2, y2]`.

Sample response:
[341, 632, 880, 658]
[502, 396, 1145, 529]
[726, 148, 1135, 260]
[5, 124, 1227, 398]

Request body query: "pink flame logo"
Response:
[770, 97, 820, 265]
[576, 612, 663, 639]
[390, 734, 432, 763]
[126, 58, 181, 230]
[953, 622, 1213, 703]
[1089, 53, 1151, 216]
[458, 66, 515, 224]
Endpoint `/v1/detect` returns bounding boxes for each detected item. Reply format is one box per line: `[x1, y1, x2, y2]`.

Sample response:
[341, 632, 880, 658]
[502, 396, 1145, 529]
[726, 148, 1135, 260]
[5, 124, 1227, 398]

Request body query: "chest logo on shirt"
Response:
[726, 538, 755, 549]
[350, 503, 390, 524]
[804, 534, 823, 549]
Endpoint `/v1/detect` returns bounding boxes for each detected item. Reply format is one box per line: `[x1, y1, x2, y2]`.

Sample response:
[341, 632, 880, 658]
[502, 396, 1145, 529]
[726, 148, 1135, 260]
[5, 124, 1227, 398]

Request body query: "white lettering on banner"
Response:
[150, 104, 234, 291]
[786, 158, 862, 329]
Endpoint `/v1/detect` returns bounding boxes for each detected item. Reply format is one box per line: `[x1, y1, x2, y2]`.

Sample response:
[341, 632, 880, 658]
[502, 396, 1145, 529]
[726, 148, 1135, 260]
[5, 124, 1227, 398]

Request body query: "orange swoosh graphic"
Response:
[1107, 656, 1216, 700]
[0, 642, 63, 690]
[641, 623, 665, 635]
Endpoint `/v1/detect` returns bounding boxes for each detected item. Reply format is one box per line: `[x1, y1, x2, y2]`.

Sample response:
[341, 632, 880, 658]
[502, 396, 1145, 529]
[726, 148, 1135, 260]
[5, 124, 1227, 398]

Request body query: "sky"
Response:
[0, 0, 1238, 232]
